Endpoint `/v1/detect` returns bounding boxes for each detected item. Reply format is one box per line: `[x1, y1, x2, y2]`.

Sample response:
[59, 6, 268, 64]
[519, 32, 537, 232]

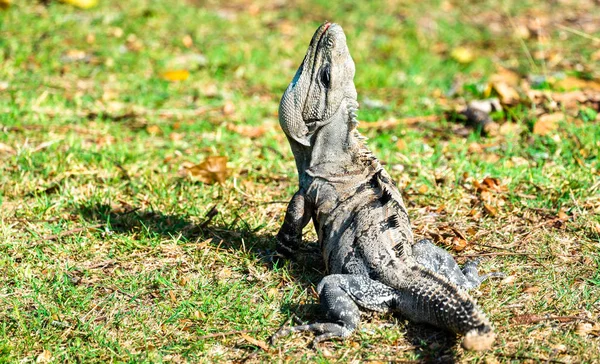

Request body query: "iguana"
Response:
[270, 22, 502, 351]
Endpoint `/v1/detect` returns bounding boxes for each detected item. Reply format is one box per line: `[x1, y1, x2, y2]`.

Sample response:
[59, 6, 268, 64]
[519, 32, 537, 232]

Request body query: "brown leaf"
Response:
[554, 77, 600, 91]
[226, 123, 267, 138]
[533, 112, 564, 136]
[492, 82, 520, 104]
[451, 237, 468, 252]
[557, 209, 569, 221]
[179, 156, 230, 184]
[182, 34, 193, 48]
[417, 185, 429, 194]
[490, 68, 521, 87]
[146, 125, 162, 135]
[522, 285, 541, 293]
[161, 69, 190, 82]
[0, 142, 15, 155]
[222, 101, 235, 116]
[36, 350, 52, 363]
[483, 203, 498, 217]
[240, 333, 270, 351]
[575, 322, 594, 336]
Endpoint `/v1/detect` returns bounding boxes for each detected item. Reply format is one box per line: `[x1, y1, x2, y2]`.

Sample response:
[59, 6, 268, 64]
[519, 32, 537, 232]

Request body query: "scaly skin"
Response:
[271, 22, 499, 351]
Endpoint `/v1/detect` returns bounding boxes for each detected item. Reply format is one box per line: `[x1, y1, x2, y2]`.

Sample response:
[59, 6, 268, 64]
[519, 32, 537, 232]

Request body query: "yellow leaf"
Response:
[146, 125, 161, 135]
[161, 69, 189, 82]
[450, 47, 474, 64]
[60, 0, 98, 9]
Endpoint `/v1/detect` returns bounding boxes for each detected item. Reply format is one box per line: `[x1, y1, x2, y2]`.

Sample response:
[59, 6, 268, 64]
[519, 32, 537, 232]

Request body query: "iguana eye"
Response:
[319, 64, 331, 88]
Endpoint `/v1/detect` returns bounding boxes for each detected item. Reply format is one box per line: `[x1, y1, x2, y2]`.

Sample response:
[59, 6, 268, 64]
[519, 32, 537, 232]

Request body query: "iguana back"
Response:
[272, 22, 499, 351]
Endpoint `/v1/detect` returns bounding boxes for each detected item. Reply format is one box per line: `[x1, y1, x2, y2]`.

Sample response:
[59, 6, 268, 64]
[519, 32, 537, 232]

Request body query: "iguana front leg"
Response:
[276, 190, 312, 257]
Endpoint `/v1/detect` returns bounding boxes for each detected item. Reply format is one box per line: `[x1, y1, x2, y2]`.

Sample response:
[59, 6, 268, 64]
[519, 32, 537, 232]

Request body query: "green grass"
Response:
[1, 0, 599, 362]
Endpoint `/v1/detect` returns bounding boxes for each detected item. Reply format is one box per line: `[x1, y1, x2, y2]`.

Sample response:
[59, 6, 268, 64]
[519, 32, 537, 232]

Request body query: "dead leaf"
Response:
[533, 112, 564, 136]
[555, 77, 600, 91]
[575, 322, 593, 336]
[60, 0, 97, 9]
[161, 69, 189, 82]
[492, 82, 520, 104]
[417, 185, 429, 194]
[146, 125, 162, 135]
[61, 49, 89, 63]
[0, 0, 11, 9]
[522, 285, 541, 293]
[36, 350, 52, 363]
[179, 156, 230, 184]
[240, 333, 270, 351]
[451, 237, 467, 252]
[0, 142, 15, 155]
[226, 123, 267, 138]
[490, 68, 521, 87]
[450, 47, 474, 64]
[182, 35, 193, 48]
[557, 209, 569, 220]
[222, 101, 235, 116]
[168, 290, 177, 303]
[483, 203, 498, 217]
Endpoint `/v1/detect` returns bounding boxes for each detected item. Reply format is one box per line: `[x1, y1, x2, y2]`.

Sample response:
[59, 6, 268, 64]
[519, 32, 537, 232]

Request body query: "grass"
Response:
[1, 0, 599, 362]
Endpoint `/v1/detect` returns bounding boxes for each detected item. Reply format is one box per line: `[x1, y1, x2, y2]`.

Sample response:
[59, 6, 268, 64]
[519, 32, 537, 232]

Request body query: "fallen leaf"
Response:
[161, 69, 189, 82]
[61, 49, 89, 63]
[0, 0, 11, 9]
[0, 142, 15, 155]
[417, 185, 428, 194]
[555, 76, 600, 91]
[490, 68, 521, 87]
[557, 209, 569, 220]
[451, 237, 467, 252]
[240, 333, 270, 351]
[492, 82, 520, 104]
[533, 112, 564, 136]
[36, 350, 52, 363]
[182, 34, 193, 48]
[146, 125, 162, 135]
[222, 101, 235, 116]
[575, 322, 593, 336]
[226, 123, 267, 138]
[450, 47, 474, 64]
[60, 0, 97, 9]
[168, 290, 177, 303]
[179, 156, 230, 184]
[522, 285, 540, 293]
[483, 203, 498, 217]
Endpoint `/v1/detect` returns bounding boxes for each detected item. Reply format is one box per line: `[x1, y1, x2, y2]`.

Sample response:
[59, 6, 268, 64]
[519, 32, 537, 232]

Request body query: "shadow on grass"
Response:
[76, 202, 459, 361]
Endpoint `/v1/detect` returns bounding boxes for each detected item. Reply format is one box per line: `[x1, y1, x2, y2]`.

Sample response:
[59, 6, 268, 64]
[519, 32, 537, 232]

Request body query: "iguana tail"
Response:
[380, 262, 495, 351]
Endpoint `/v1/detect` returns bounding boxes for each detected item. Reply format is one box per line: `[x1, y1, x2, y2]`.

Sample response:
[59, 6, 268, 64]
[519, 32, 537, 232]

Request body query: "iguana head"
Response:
[279, 22, 358, 147]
